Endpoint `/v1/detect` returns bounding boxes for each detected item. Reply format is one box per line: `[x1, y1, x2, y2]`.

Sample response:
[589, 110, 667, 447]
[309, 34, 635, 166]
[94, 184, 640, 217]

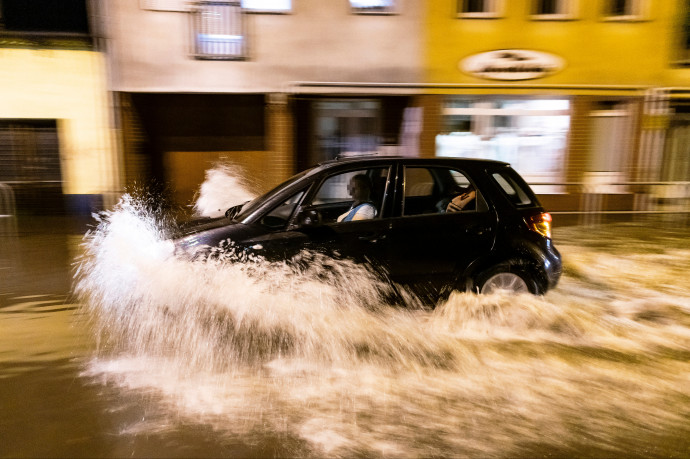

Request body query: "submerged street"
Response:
[1, 210, 689, 458]
[2, 0, 690, 457]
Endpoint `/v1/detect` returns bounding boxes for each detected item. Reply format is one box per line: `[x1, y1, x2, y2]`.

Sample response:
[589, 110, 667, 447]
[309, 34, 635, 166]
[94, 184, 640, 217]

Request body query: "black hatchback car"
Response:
[175, 156, 562, 299]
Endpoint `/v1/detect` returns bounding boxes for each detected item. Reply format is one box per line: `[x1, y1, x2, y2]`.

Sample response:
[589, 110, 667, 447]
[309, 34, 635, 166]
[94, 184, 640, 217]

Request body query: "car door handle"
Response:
[359, 233, 386, 243]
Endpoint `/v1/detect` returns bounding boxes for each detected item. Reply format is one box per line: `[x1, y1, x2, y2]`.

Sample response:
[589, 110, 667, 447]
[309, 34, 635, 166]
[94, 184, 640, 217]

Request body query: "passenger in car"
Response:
[337, 174, 378, 222]
[447, 186, 476, 212]
[436, 184, 474, 212]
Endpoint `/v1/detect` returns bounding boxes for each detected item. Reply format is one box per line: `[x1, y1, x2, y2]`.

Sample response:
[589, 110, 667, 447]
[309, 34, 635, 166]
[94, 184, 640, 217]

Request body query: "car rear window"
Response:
[491, 169, 535, 207]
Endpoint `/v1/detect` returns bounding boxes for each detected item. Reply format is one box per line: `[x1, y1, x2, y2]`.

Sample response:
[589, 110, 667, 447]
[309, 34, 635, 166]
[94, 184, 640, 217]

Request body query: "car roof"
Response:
[317, 155, 509, 168]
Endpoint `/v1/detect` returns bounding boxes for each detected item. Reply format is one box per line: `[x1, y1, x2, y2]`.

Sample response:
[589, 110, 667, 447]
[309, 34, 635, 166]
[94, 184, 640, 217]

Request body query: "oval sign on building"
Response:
[460, 49, 565, 81]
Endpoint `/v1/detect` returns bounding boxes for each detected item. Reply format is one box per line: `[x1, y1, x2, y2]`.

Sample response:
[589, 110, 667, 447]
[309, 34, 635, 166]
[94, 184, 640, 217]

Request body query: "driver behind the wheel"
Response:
[337, 174, 377, 222]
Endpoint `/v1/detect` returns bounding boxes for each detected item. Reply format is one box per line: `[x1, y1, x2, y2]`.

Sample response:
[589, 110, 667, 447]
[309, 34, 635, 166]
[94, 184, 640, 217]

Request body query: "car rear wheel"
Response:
[476, 264, 538, 294]
[480, 272, 529, 294]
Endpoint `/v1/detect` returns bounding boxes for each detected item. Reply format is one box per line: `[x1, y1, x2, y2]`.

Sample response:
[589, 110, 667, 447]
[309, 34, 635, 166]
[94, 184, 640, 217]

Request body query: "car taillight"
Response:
[525, 212, 552, 239]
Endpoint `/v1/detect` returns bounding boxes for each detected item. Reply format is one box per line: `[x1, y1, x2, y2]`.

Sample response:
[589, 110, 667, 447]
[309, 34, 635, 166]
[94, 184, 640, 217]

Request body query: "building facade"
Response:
[0, 0, 117, 216]
[424, 0, 690, 220]
[4, 0, 686, 221]
[103, 0, 425, 206]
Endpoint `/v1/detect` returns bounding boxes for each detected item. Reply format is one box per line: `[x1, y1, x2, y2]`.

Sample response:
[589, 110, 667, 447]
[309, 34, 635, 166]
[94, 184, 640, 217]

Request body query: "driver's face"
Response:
[347, 179, 357, 196]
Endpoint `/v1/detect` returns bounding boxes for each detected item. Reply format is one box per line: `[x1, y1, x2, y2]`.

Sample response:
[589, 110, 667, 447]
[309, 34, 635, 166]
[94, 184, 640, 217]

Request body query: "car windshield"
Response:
[233, 169, 311, 221]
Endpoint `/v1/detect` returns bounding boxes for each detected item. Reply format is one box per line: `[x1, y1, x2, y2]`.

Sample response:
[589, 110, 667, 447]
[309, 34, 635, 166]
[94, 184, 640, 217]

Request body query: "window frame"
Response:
[304, 166, 391, 224]
[401, 166, 485, 217]
[456, 0, 505, 19]
[0, 0, 94, 48]
[140, 0, 189, 12]
[241, 0, 292, 14]
[530, 0, 579, 21]
[601, 0, 648, 22]
[491, 170, 536, 208]
[190, 0, 247, 61]
[350, 0, 398, 15]
[677, 1, 690, 65]
[260, 188, 307, 230]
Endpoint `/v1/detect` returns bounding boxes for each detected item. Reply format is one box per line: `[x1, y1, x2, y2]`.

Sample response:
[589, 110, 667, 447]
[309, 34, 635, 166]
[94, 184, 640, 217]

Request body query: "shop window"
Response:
[457, 0, 504, 18]
[0, 120, 64, 215]
[531, 0, 578, 20]
[661, 106, 690, 182]
[350, 0, 397, 14]
[313, 100, 382, 163]
[586, 101, 634, 193]
[602, 0, 647, 21]
[436, 98, 570, 193]
[241, 0, 291, 13]
[191, 1, 246, 60]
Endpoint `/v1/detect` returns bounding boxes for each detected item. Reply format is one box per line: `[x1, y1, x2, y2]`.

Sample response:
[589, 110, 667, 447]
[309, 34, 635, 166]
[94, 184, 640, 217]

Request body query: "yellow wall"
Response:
[425, 0, 686, 92]
[0, 48, 117, 196]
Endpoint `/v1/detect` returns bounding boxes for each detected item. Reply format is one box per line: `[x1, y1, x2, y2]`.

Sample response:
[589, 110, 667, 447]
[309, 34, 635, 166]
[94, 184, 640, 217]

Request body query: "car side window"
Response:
[260, 189, 306, 229]
[491, 171, 533, 206]
[308, 167, 389, 223]
[403, 167, 482, 216]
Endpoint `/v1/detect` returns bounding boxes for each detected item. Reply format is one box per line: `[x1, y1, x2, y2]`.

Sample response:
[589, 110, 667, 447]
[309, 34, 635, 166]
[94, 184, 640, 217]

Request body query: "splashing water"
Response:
[192, 164, 256, 218]
[75, 181, 690, 457]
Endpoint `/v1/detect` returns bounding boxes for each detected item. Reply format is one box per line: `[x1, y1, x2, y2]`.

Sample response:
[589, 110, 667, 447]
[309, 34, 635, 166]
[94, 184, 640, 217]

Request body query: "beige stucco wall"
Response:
[103, 0, 424, 93]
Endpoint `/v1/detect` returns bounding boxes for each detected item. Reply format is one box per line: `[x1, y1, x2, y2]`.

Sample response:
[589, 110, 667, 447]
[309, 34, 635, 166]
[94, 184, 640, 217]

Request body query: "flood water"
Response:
[2, 183, 690, 458]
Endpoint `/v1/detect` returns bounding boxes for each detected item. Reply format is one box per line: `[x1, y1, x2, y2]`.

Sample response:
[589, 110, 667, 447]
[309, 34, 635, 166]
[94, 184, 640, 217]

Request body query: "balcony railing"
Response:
[191, 1, 246, 60]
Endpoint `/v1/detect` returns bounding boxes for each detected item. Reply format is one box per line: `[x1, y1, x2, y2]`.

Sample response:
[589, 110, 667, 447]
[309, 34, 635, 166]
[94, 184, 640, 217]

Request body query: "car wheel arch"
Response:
[457, 256, 545, 295]
[475, 260, 542, 294]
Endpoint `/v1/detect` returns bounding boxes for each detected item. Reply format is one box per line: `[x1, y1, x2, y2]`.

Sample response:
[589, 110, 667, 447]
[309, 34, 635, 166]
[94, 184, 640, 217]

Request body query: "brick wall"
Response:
[414, 95, 443, 159]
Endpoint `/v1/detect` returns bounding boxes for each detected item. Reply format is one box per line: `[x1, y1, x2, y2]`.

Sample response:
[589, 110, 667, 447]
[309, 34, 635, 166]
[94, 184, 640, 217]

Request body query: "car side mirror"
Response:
[296, 208, 322, 227]
[225, 202, 246, 220]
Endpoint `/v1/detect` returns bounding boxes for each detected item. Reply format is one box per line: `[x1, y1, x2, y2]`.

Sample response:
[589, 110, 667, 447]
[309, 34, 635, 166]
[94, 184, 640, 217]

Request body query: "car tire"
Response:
[475, 263, 538, 295]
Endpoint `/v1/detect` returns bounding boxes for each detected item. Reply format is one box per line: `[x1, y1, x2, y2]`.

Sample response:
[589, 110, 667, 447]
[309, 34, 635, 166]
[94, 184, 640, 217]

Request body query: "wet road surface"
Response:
[1, 214, 690, 458]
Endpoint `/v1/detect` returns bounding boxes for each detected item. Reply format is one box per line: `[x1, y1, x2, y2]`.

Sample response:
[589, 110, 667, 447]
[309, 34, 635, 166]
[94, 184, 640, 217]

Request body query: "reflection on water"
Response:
[70, 193, 690, 458]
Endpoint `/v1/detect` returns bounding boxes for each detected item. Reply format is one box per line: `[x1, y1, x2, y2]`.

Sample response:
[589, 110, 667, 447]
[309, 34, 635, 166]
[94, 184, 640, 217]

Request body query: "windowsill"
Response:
[0, 31, 93, 50]
[530, 14, 578, 21]
[670, 59, 690, 68]
[192, 55, 247, 61]
[456, 12, 503, 19]
[601, 15, 648, 22]
[243, 9, 291, 14]
[352, 10, 398, 15]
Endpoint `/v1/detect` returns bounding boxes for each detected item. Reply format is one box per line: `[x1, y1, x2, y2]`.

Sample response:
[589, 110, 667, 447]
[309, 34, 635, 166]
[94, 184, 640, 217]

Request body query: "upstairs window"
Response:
[457, 0, 504, 18]
[531, 0, 578, 20]
[0, 0, 89, 34]
[241, 0, 291, 13]
[603, 0, 647, 21]
[191, 1, 246, 60]
[140, 0, 189, 11]
[0, 0, 93, 48]
[681, 0, 690, 64]
[350, 0, 397, 14]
